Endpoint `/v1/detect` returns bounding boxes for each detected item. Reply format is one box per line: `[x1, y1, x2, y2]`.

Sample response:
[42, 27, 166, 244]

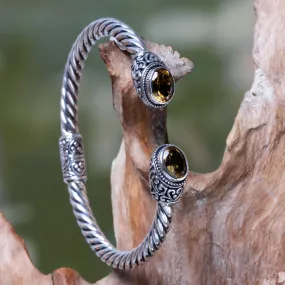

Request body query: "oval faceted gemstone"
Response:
[162, 146, 187, 179]
[151, 68, 174, 103]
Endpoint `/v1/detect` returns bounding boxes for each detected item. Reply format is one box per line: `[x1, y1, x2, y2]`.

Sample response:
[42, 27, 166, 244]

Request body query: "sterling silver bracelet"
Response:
[59, 18, 189, 269]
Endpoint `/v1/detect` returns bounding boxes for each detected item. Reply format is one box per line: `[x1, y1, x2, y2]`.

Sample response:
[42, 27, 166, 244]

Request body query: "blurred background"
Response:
[0, 0, 254, 282]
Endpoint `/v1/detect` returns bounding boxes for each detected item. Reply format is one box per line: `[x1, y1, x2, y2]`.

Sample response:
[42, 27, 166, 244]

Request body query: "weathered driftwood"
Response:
[1, 0, 285, 284]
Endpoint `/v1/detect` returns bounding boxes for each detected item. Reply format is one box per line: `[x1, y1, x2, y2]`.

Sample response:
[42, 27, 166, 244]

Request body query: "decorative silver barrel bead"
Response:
[150, 144, 188, 204]
[131, 52, 175, 108]
[59, 134, 86, 183]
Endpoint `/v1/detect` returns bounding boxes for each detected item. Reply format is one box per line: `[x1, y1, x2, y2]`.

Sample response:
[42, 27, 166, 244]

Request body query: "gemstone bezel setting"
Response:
[149, 144, 188, 205]
[157, 145, 188, 183]
[148, 67, 175, 106]
[131, 52, 175, 108]
[162, 146, 187, 179]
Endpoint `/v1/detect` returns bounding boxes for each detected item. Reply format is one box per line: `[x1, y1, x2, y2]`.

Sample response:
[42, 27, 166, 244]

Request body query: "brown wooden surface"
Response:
[1, 0, 285, 284]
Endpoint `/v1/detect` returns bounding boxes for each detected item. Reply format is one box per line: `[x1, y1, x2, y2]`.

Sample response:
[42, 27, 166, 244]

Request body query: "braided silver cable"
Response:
[68, 180, 172, 269]
[59, 18, 179, 269]
[60, 18, 146, 135]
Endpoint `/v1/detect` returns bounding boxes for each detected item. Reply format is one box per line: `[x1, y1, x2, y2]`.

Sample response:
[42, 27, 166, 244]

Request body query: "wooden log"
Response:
[2, 0, 285, 283]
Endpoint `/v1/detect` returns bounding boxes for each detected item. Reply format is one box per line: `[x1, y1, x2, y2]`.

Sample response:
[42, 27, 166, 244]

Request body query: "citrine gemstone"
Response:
[162, 146, 187, 179]
[151, 68, 174, 103]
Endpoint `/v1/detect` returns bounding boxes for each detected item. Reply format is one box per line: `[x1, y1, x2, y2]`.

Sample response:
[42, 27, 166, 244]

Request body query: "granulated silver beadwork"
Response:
[59, 17, 188, 270]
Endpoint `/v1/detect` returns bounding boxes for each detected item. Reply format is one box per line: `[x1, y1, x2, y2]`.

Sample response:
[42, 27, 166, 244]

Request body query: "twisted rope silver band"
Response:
[59, 18, 174, 269]
[61, 18, 146, 135]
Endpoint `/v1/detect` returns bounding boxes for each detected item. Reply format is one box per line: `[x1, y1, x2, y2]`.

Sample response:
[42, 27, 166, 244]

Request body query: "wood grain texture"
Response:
[1, 1, 285, 284]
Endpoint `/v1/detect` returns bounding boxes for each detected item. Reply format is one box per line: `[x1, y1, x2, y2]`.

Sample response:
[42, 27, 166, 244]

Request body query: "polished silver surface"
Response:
[59, 18, 186, 269]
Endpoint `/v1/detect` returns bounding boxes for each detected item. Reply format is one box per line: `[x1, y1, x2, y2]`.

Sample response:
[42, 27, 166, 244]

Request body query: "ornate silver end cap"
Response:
[149, 144, 188, 205]
[131, 52, 175, 108]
